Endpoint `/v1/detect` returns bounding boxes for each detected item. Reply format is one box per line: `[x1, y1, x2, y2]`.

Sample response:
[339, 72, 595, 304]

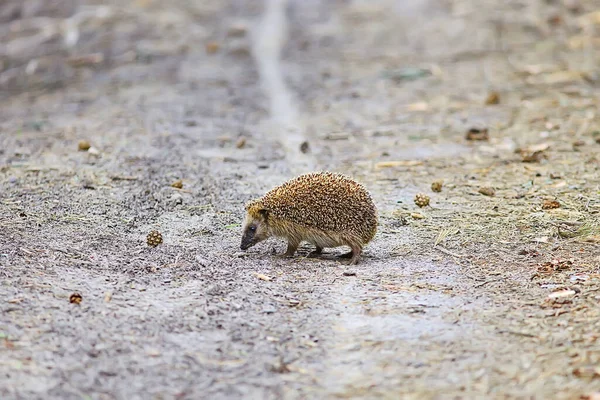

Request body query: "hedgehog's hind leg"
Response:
[348, 246, 362, 265]
[338, 243, 362, 265]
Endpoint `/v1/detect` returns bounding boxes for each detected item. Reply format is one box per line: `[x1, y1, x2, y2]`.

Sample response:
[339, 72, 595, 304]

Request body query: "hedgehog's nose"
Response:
[240, 237, 251, 250]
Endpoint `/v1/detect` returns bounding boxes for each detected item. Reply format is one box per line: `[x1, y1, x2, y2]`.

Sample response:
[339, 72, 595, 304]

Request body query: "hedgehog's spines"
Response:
[255, 171, 377, 244]
[241, 171, 377, 264]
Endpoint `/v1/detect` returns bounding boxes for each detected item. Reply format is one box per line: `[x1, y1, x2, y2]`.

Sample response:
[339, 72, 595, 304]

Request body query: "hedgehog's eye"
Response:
[249, 225, 257, 232]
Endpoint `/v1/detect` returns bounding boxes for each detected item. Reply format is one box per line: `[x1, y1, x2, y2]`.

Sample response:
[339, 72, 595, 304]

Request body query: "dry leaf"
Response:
[578, 10, 600, 25]
[568, 36, 600, 49]
[253, 273, 273, 282]
[585, 236, 600, 243]
[68, 53, 104, 67]
[580, 393, 600, 400]
[522, 64, 555, 75]
[542, 200, 560, 210]
[573, 367, 600, 378]
[548, 289, 576, 299]
[466, 128, 489, 141]
[375, 160, 423, 168]
[146, 348, 161, 357]
[478, 187, 495, 196]
[485, 92, 500, 105]
[517, 143, 550, 163]
[205, 42, 220, 54]
[526, 71, 582, 85]
[236, 137, 246, 149]
[406, 102, 429, 111]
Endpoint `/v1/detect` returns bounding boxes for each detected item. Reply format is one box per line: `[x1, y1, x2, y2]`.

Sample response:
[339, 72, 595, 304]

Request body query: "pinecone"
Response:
[147, 230, 163, 247]
[431, 180, 443, 193]
[414, 193, 430, 208]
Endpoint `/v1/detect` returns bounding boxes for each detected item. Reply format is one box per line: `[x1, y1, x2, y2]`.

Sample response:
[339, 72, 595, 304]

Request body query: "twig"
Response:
[111, 175, 138, 181]
[475, 278, 503, 288]
[434, 245, 465, 258]
[497, 329, 537, 338]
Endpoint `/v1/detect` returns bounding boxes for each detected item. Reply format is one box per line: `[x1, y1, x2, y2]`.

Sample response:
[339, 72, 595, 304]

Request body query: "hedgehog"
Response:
[240, 172, 377, 265]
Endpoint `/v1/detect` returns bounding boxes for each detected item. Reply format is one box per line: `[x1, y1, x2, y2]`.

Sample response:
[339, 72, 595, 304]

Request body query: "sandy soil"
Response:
[1, 0, 600, 399]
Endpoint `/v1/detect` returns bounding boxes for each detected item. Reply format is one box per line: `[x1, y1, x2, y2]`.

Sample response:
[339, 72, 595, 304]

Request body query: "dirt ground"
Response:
[1, 0, 600, 399]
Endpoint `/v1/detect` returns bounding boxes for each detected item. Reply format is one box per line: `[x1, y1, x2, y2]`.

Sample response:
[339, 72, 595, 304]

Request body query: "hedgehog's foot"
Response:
[282, 240, 300, 258]
[339, 244, 362, 265]
[348, 252, 361, 265]
[308, 246, 323, 258]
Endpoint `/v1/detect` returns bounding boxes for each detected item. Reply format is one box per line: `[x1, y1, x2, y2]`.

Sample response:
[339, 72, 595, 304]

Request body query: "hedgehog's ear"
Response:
[258, 208, 269, 220]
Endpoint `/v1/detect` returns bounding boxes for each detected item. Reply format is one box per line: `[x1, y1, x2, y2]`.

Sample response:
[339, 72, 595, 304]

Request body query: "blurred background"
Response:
[2, 0, 598, 153]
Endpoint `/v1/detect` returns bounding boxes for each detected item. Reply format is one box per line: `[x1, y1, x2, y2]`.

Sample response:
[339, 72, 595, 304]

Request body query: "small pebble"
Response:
[88, 147, 100, 156]
[227, 21, 248, 37]
[170, 193, 183, 205]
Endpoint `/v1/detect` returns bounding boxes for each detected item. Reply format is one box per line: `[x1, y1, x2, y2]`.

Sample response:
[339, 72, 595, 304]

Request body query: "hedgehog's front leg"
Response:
[283, 239, 300, 257]
[308, 246, 323, 258]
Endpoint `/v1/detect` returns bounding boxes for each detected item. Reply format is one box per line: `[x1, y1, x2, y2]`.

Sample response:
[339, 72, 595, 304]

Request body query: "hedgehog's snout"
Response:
[240, 239, 252, 250]
[240, 225, 257, 250]
[240, 234, 251, 250]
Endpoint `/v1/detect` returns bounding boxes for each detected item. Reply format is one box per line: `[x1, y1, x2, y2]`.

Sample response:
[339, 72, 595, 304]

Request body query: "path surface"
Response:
[1, 0, 600, 399]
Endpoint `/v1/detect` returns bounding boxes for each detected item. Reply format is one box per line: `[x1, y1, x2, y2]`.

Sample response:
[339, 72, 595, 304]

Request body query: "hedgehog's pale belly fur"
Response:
[243, 172, 377, 264]
[269, 220, 352, 249]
